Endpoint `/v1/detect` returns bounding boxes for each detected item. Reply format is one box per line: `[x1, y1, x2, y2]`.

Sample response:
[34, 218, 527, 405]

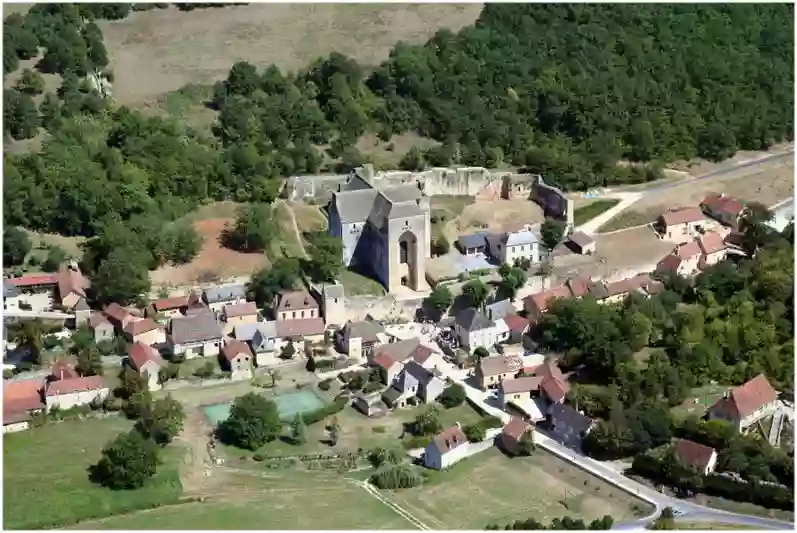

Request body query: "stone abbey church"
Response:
[327, 166, 431, 294]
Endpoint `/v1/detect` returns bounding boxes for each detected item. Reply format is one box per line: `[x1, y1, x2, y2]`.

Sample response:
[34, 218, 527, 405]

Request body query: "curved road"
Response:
[432, 361, 793, 531]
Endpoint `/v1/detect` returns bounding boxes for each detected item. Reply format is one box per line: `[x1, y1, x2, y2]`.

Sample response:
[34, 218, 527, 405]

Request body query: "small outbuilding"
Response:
[566, 231, 596, 255]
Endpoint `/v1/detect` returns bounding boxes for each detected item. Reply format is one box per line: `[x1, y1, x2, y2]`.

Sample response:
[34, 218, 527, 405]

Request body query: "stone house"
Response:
[103, 303, 142, 333]
[336, 319, 387, 360]
[566, 231, 596, 255]
[673, 438, 718, 476]
[234, 321, 280, 365]
[475, 354, 523, 390]
[56, 263, 91, 320]
[522, 285, 572, 321]
[274, 290, 320, 321]
[167, 309, 223, 358]
[124, 318, 166, 346]
[498, 358, 569, 409]
[353, 391, 388, 418]
[656, 240, 702, 278]
[501, 314, 530, 344]
[697, 231, 730, 269]
[457, 233, 491, 256]
[370, 338, 442, 384]
[220, 340, 254, 381]
[3, 379, 45, 433]
[489, 227, 542, 265]
[222, 302, 260, 327]
[499, 416, 533, 456]
[318, 283, 346, 328]
[275, 318, 326, 349]
[382, 361, 444, 409]
[707, 374, 779, 432]
[45, 361, 109, 411]
[546, 403, 595, 450]
[203, 285, 247, 313]
[454, 307, 508, 352]
[127, 341, 165, 391]
[423, 423, 469, 470]
[147, 295, 192, 319]
[701, 193, 745, 229]
[655, 207, 713, 244]
[88, 312, 115, 343]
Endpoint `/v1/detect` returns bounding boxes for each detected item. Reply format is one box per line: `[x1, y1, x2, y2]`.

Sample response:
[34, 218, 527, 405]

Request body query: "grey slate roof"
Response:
[455, 307, 494, 332]
[457, 233, 489, 250]
[382, 386, 403, 405]
[504, 228, 540, 246]
[394, 368, 420, 393]
[404, 361, 436, 387]
[203, 285, 246, 304]
[4, 280, 19, 298]
[548, 403, 593, 440]
[344, 320, 385, 343]
[234, 321, 278, 342]
[169, 310, 222, 344]
[322, 283, 344, 300]
[485, 299, 517, 321]
[330, 174, 428, 226]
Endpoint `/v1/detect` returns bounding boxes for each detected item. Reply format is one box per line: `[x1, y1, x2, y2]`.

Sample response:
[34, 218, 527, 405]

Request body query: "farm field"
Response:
[3, 417, 183, 530]
[76, 470, 415, 530]
[98, 3, 483, 107]
[382, 448, 652, 529]
[573, 199, 620, 226]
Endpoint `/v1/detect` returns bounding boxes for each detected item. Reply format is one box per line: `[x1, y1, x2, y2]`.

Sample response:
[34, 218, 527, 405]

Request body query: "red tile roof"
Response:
[502, 416, 532, 443]
[275, 318, 325, 339]
[432, 424, 468, 454]
[8, 273, 58, 287]
[57, 264, 89, 299]
[500, 376, 543, 394]
[409, 344, 434, 365]
[104, 303, 135, 325]
[3, 379, 45, 415]
[151, 295, 190, 311]
[710, 374, 778, 419]
[674, 438, 716, 471]
[127, 341, 164, 370]
[675, 240, 702, 259]
[656, 253, 682, 273]
[524, 285, 572, 313]
[503, 314, 530, 334]
[45, 375, 106, 396]
[124, 318, 159, 336]
[541, 378, 569, 403]
[221, 339, 253, 362]
[224, 302, 258, 318]
[51, 360, 79, 381]
[660, 207, 706, 226]
[89, 311, 111, 328]
[566, 276, 591, 298]
[697, 231, 729, 255]
[372, 352, 399, 371]
[702, 194, 744, 217]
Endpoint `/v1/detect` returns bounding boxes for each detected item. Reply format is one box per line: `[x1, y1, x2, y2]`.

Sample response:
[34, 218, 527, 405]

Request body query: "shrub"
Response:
[302, 396, 348, 426]
[370, 463, 423, 489]
[480, 415, 503, 430]
[314, 358, 336, 371]
[368, 447, 403, 468]
[253, 452, 266, 462]
[438, 383, 466, 408]
[464, 423, 487, 442]
[401, 436, 431, 450]
[363, 380, 383, 394]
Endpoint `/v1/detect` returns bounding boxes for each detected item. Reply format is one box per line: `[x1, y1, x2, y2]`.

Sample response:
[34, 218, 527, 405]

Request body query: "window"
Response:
[400, 240, 409, 264]
[301, 310, 305, 318]
[292, 311, 296, 319]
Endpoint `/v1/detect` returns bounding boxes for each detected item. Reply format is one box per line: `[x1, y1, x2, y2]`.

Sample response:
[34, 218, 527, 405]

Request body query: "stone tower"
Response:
[321, 283, 346, 327]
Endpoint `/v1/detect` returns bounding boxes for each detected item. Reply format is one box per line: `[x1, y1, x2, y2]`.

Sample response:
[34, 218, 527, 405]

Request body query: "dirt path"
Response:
[174, 408, 217, 496]
[345, 478, 429, 530]
[281, 200, 308, 258]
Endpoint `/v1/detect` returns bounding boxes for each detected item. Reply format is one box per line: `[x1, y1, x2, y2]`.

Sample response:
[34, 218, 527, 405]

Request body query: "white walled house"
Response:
[454, 308, 508, 351]
[45, 375, 109, 410]
[674, 439, 718, 476]
[423, 424, 470, 470]
[167, 310, 224, 358]
[127, 341, 166, 391]
[490, 227, 542, 265]
[707, 374, 779, 432]
[203, 285, 247, 313]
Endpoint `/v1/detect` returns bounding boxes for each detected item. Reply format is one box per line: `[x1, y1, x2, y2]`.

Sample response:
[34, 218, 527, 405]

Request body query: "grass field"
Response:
[383, 448, 652, 529]
[670, 384, 729, 419]
[76, 470, 415, 530]
[339, 268, 387, 296]
[3, 417, 183, 530]
[220, 402, 485, 460]
[573, 199, 620, 226]
[675, 523, 757, 530]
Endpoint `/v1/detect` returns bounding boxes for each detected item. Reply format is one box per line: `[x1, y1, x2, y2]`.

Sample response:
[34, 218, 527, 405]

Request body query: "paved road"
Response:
[431, 356, 794, 531]
[4, 310, 73, 320]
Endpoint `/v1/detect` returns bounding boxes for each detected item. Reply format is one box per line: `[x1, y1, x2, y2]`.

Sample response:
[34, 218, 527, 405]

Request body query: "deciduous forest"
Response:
[3, 4, 794, 240]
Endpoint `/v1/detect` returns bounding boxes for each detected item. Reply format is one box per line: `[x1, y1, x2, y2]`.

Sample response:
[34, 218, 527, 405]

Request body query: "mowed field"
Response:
[3, 417, 183, 530]
[77, 470, 415, 530]
[99, 3, 483, 107]
[382, 448, 652, 529]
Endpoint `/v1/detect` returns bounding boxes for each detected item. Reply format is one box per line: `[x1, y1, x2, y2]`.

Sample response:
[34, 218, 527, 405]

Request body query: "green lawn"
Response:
[339, 268, 386, 296]
[676, 522, 757, 530]
[383, 448, 653, 529]
[598, 210, 656, 233]
[671, 384, 728, 418]
[219, 401, 486, 460]
[573, 199, 620, 226]
[77, 470, 415, 530]
[3, 417, 183, 530]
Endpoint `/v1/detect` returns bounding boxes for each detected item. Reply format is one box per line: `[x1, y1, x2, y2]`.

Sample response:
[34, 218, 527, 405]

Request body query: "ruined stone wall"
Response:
[530, 175, 574, 228]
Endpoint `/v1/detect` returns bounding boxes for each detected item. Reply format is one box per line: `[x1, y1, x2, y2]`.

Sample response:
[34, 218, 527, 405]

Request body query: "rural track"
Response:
[281, 200, 308, 258]
[345, 478, 431, 530]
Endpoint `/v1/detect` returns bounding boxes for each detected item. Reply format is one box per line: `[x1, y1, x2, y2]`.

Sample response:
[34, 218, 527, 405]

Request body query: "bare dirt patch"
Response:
[594, 226, 675, 276]
[446, 198, 545, 240]
[99, 3, 483, 107]
[150, 218, 268, 287]
[600, 154, 794, 232]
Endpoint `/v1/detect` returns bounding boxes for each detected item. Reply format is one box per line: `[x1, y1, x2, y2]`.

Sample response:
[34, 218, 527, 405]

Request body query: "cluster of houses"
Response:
[653, 193, 748, 277]
[456, 225, 549, 265]
[4, 262, 92, 318]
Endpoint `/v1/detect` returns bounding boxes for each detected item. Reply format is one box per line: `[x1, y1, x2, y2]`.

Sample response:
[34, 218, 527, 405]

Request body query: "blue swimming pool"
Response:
[203, 389, 326, 425]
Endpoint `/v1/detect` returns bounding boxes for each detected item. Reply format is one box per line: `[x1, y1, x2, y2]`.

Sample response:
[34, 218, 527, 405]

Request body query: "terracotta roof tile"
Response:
[124, 318, 160, 336]
[51, 360, 79, 380]
[502, 416, 532, 443]
[503, 314, 530, 334]
[710, 374, 778, 419]
[127, 341, 164, 370]
[151, 295, 190, 311]
[432, 424, 468, 454]
[698, 231, 729, 255]
[479, 355, 523, 377]
[524, 286, 572, 313]
[8, 273, 58, 287]
[674, 439, 716, 471]
[45, 375, 106, 396]
[275, 318, 325, 339]
[500, 376, 543, 394]
[221, 339, 253, 362]
[675, 240, 702, 259]
[224, 302, 258, 318]
[3, 379, 45, 415]
[702, 194, 744, 217]
[660, 207, 706, 226]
